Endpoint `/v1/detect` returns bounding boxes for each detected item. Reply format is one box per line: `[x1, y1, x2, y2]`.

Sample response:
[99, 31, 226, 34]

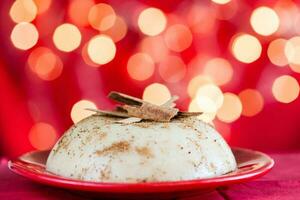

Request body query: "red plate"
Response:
[8, 147, 274, 199]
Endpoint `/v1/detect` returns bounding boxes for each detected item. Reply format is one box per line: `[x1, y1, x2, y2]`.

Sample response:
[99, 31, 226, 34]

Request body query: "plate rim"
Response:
[8, 147, 274, 193]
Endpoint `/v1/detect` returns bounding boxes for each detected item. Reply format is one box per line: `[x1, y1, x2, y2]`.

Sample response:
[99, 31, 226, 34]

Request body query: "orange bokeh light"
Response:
[159, 55, 186, 83]
[68, 0, 94, 27]
[127, 53, 155, 81]
[272, 75, 299, 103]
[10, 0, 37, 23]
[81, 42, 98, 67]
[239, 89, 264, 117]
[187, 75, 213, 98]
[139, 36, 169, 63]
[143, 83, 171, 105]
[217, 93, 242, 123]
[34, 0, 52, 14]
[28, 122, 57, 150]
[28, 47, 63, 81]
[88, 3, 116, 31]
[267, 38, 289, 67]
[203, 58, 233, 86]
[164, 24, 193, 52]
[11, 22, 39, 50]
[103, 16, 128, 42]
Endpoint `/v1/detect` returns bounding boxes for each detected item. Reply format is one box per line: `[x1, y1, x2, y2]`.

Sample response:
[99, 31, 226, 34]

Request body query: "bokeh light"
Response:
[102, 16, 128, 42]
[239, 89, 264, 117]
[211, 0, 231, 5]
[127, 53, 155, 81]
[53, 23, 82, 52]
[87, 35, 116, 65]
[231, 33, 262, 63]
[188, 99, 216, 124]
[217, 93, 242, 123]
[164, 24, 193, 52]
[250, 6, 280, 36]
[10, 22, 38, 50]
[158, 55, 186, 83]
[71, 100, 97, 123]
[68, 0, 94, 27]
[28, 122, 57, 150]
[272, 75, 299, 103]
[267, 38, 288, 67]
[203, 58, 233, 86]
[143, 83, 171, 105]
[34, 0, 52, 14]
[196, 84, 224, 111]
[187, 75, 213, 98]
[139, 36, 169, 63]
[9, 0, 37, 23]
[285, 36, 300, 65]
[81, 42, 98, 67]
[28, 47, 63, 81]
[88, 3, 116, 31]
[138, 7, 167, 36]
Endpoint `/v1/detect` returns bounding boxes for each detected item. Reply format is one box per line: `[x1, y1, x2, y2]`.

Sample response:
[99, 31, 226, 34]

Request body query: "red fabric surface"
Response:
[0, 152, 299, 200]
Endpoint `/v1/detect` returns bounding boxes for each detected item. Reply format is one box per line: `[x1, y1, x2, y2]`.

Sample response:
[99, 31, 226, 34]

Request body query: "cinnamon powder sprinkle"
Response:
[95, 141, 130, 156]
[135, 146, 153, 158]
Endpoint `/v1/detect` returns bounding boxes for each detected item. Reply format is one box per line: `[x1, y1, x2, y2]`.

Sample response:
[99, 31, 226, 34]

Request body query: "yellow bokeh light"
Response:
[53, 23, 81, 52]
[187, 75, 213, 98]
[272, 75, 299, 103]
[239, 89, 264, 117]
[285, 36, 300, 65]
[71, 100, 97, 123]
[34, 0, 52, 14]
[267, 38, 289, 67]
[211, 0, 231, 5]
[250, 6, 280, 36]
[81, 42, 98, 67]
[164, 24, 193, 52]
[88, 3, 116, 31]
[28, 47, 63, 81]
[196, 84, 224, 111]
[10, 0, 37, 23]
[139, 36, 169, 63]
[103, 16, 128, 42]
[87, 35, 116, 65]
[127, 53, 155, 81]
[28, 122, 57, 150]
[143, 83, 171, 105]
[231, 33, 262, 63]
[11, 22, 38, 50]
[203, 58, 233, 86]
[138, 7, 167, 36]
[159, 55, 186, 83]
[68, 0, 94, 27]
[217, 93, 242, 123]
[188, 99, 216, 124]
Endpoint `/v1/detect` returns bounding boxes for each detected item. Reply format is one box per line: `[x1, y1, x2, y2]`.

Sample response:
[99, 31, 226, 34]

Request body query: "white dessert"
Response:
[46, 115, 237, 182]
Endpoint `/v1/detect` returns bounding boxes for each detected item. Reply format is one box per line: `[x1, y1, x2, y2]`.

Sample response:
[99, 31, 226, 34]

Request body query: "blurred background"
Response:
[1, 0, 300, 158]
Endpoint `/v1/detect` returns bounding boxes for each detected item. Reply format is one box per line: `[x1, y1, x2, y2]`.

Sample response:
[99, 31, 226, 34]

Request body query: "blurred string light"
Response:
[250, 6, 280, 36]
[34, 0, 52, 14]
[211, 0, 231, 5]
[68, 0, 95, 27]
[88, 3, 116, 31]
[267, 38, 288, 67]
[164, 24, 193, 52]
[87, 35, 116, 65]
[231, 33, 262, 63]
[187, 75, 213, 98]
[71, 100, 97, 123]
[285, 36, 300, 65]
[53, 23, 82, 52]
[217, 93, 242, 123]
[127, 53, 155, 81]
[10, 22, 38, 50]
[203, 58, 233, 86]
[239, 89, 264, 117]
[28, 122, 57, 150]
[158, 55, 186, 83]
[28, 47, 63, 81]
[272, 75, 299, 103]
[138, 7, 167, 36]
[9, 0, 37, 23]
[139, 36, 169, 63]
[143, 83, 171, 105]
[102, 16, 128, 42]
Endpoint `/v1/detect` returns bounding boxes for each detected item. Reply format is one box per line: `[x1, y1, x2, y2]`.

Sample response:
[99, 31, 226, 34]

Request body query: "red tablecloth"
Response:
[0, 152, 299, 200]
